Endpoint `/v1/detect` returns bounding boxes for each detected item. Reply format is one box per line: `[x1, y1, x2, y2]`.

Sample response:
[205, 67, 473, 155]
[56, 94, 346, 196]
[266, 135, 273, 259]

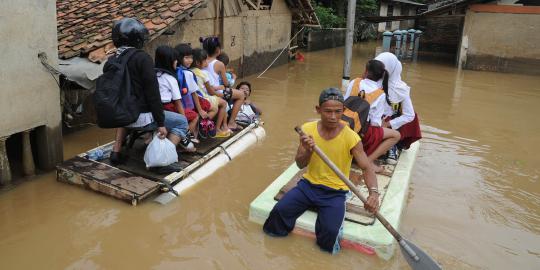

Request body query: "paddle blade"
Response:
[399, 238, 442, 270]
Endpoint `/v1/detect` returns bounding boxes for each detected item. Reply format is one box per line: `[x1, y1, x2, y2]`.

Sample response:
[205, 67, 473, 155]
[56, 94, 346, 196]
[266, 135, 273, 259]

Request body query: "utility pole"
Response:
[342, 0, 357, 93]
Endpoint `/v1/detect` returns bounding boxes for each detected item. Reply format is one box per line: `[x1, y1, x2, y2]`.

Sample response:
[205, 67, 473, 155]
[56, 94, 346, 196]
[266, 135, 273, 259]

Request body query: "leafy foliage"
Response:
[313, 5, 346, 28]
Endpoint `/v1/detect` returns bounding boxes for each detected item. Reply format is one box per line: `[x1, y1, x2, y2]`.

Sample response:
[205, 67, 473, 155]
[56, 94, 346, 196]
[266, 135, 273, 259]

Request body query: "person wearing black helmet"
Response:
[108, 18, 191, 170]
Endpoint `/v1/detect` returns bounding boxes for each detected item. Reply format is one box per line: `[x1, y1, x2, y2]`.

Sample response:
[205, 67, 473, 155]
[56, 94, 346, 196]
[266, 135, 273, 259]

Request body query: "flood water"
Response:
[1, 42, 539, 269]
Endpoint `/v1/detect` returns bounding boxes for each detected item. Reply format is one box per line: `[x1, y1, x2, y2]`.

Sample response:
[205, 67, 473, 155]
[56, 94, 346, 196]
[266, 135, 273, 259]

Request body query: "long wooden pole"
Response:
[294, 126, 421, 261]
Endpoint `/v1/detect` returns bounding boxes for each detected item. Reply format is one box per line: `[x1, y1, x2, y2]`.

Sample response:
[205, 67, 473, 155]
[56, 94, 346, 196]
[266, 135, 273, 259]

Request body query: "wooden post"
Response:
[408, 29, 416, 58]
[401, 30, 408, 59]
[393, 30, 402, 58]
[22, 129, 36, 176]
[413, 30, 422, 62]
[382, 31, 393, 52]
[0, 136, 11, 185]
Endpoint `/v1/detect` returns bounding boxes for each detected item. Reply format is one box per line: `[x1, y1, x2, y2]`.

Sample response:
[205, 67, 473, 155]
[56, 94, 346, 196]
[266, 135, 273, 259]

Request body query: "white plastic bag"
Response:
[143, 134, 178, 168]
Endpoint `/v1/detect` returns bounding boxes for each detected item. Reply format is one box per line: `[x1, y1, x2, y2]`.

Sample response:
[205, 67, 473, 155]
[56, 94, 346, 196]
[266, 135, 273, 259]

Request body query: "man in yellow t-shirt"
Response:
[263, 88, 379, 254]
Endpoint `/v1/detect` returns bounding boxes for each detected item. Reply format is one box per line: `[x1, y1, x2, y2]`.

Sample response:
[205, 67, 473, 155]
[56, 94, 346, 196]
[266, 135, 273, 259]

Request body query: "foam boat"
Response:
[249, 141, 419, 259]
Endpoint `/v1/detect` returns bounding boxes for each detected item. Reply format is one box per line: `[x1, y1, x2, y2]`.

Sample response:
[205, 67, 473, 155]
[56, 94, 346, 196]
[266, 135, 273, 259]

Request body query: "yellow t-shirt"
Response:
[302, 121, 361, 190]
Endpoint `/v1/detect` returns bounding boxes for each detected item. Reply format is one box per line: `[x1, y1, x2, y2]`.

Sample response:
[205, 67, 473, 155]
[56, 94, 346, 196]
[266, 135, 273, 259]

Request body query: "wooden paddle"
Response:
[295, 126, 442, 270]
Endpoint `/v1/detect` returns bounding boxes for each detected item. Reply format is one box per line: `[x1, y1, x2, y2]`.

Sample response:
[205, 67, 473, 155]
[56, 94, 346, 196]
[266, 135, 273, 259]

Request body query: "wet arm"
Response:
[192, 93, 204, 114]
[351, 142, 378, 191]
[174, 99, 185, 115]
[295, 135, 314, 169]
[205, 81, 220, 95]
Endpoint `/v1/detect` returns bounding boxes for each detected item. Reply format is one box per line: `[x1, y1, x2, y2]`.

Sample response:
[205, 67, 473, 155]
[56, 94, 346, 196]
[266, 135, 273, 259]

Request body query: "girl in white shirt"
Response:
[345, 60, 400, 172]
[374, 53, 422, 156]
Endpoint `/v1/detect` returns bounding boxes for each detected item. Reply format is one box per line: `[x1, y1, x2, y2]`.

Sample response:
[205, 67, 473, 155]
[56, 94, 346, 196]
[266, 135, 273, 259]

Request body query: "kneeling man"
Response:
[263, 88, 380, 254]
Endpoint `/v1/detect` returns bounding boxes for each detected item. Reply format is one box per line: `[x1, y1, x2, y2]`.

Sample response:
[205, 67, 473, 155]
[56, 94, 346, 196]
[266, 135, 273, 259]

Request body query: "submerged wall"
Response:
[459, 5, 540, 75]
[417, 15, 464, 59]
[305, 28, 346, 52]
[0, 0, 63, 172]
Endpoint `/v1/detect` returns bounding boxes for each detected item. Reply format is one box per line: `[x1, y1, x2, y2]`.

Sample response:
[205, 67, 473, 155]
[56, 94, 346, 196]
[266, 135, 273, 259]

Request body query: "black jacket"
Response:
[126, 50, 165, 127]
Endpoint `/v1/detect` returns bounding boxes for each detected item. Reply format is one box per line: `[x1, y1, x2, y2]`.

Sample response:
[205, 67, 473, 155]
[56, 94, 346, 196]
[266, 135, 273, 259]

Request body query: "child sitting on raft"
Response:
[200, 36, 246, 131]
[344, 59, 400, 172]
[374, 52, 422, 164]
[216, 52, 236, 87]
[154, 45, 196, 151]
[175, 43, 213, 145]
[191, 48, 232, 138]
[235, 81, 262, 126]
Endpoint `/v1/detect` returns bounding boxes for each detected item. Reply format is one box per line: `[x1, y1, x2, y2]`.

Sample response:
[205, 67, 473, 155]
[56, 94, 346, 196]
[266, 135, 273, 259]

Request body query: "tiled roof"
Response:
[57, 0, 204, 61]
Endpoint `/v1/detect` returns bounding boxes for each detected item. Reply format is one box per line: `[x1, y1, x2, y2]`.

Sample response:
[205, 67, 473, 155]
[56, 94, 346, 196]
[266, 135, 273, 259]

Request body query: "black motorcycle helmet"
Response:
[111, 18, 149, 49]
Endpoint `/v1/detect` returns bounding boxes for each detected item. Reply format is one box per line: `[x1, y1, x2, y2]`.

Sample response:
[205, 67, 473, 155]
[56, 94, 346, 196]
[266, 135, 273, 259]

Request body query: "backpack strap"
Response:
[364, 88, 385, 104]
[118, 48, 139, 65]
[349, 78, 362, 97]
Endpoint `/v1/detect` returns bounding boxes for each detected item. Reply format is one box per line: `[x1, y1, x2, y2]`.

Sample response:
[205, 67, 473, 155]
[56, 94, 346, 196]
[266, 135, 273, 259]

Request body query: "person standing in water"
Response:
[263, 88, 379, 254]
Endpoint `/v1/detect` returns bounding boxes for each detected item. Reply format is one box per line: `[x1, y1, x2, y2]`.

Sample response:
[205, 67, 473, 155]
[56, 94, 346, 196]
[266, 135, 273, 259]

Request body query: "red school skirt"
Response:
[387, 113, 422, 150]
[163, 102, 177, 113]
[362, 126, 384, 156]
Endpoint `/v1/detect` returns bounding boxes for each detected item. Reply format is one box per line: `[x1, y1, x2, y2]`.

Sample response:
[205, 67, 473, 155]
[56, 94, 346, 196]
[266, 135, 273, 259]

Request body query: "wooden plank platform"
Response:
[57, 127, 248, 205]
[57, 156, 161, 205]
[102, 130, 242, 181]
[274, 163, 394, 225]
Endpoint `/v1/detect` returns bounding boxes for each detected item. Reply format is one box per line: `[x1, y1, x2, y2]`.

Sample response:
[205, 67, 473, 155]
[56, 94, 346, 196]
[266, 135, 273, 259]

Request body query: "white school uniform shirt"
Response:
[182, 68, 200, 95]
[156, 71, 182, 103]
[375, 52, 416, 130]
[344, 78, 386, 127]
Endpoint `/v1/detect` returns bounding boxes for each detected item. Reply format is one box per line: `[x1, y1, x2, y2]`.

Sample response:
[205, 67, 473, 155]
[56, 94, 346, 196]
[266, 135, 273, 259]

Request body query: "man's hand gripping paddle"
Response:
[294, 126, 442, 270]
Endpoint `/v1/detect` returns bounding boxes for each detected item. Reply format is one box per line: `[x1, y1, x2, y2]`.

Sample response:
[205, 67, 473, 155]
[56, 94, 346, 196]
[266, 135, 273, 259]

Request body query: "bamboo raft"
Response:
[57, 122, 266, 205]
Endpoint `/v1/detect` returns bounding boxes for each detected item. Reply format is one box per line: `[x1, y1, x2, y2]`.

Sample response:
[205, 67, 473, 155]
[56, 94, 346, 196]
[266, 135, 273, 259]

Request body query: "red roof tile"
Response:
[57, 0, 204, 61]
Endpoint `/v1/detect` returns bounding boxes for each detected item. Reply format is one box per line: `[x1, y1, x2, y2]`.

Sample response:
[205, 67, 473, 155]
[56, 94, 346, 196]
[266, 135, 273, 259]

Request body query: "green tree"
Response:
[313, 4, 346, 28]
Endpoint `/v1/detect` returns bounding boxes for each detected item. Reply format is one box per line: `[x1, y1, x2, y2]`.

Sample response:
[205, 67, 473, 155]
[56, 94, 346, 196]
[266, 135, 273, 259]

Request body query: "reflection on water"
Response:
[1, 42, 539, 269]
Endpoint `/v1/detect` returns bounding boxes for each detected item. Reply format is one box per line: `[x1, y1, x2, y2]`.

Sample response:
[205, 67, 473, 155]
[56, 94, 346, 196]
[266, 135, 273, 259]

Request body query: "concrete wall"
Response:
[146, 0, 292, 78]
[0, 0, 63, 170]
[459, 5, 540, 75]
[305, 28, 346, 52]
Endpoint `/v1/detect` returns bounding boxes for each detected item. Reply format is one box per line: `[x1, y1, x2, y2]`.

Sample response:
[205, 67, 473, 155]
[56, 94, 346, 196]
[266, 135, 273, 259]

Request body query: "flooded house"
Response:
[57, 0, 317, 127]
[0, 0, 318, 187]
[377, 0, 426, 33]
[53, 0, 319, 204]
[418, 0, 540, 75]
[0, 0, 63, 186]
[374, 0, 540, 75]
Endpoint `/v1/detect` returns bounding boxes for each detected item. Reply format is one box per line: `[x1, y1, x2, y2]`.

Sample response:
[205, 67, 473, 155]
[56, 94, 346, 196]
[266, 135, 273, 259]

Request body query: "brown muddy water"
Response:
[1, 42, 539, 269]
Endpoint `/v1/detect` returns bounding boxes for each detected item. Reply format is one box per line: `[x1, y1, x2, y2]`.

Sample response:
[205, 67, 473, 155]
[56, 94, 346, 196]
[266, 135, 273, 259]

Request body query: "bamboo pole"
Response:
[22, 129, 35, 176]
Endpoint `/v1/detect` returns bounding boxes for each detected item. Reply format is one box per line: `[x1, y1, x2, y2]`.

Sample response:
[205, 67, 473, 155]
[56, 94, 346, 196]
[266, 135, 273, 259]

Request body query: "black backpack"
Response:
[94, 49, 140, 128]
[341, 96, 371, 136]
